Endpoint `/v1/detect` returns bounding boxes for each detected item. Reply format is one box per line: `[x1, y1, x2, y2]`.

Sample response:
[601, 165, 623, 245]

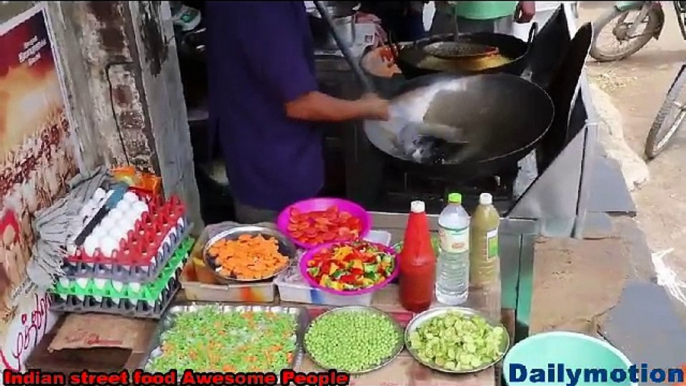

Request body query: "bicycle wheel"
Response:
[645, 68, 686, 159]
[590, 6, 660, 62]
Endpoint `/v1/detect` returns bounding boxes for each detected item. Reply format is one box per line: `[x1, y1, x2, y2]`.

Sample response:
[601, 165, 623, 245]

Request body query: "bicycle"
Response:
[590, 1, 686, 62]
[645, 64, 686, 159]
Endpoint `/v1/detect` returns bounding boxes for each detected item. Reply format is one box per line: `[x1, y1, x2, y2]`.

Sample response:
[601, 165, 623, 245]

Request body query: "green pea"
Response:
[305, 310, 401, 372]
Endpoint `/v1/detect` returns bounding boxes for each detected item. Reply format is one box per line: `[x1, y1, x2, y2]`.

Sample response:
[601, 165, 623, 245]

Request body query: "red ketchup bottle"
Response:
[399, 200, 436, 313]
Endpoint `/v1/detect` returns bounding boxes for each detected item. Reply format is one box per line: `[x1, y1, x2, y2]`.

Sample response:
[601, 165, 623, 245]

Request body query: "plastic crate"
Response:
[274, 230, 391, 306]
[180, 258, 277, 303]
[275, 267, 374, 306]
[181, 281, 276, 303]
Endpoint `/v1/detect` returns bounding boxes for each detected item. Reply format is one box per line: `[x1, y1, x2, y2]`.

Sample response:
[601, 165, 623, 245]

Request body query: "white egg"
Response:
[76, 278, 89, 289]
[93, 279, 107, 289]
[121, 225, 132, 239]
[93, 188, 106, 201]
[99, 236, 118, 257]
[100, 216, 116, 231]
[83, 235, 98, 256]
[116, 218, 132, 233]
[116, 200, 131, 213]
[111, 224, 126, 238]
[124, 211, 140, 225]
[123, 192, 138, 203]
[133, 202, 148, 214]
[111, 281, 124, 292]
[91, 225, 106, 239]
[109, 209, 124, 221]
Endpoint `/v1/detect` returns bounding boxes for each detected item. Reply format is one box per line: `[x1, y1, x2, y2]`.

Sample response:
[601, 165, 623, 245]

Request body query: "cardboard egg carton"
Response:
[52, 237, 193, 299]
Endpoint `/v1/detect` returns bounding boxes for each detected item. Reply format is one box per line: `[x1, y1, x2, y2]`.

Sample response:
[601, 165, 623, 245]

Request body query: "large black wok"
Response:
[313, 1, 553, 181]
[392, 23, 538, 79]
[363, 73, 555, 179]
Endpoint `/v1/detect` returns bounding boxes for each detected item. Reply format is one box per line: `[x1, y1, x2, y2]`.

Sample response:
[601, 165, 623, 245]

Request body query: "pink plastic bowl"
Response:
[276, 197, 372, 249]
[299, 241, 399, 296]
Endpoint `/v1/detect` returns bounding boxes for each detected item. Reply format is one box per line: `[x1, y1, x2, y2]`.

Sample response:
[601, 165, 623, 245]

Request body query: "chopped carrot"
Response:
[207, 234, 289, 280]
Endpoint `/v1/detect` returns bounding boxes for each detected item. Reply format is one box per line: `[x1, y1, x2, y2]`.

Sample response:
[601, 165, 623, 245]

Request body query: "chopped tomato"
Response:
[285, 205, 364, 246]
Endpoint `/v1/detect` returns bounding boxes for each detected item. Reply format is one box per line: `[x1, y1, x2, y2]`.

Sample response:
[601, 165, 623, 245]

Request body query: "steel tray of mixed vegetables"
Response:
[304, 308, 402, 373]
[306, 240, 395, 291]
[147, 306, 298, 372]
[407, 311, 508, 372]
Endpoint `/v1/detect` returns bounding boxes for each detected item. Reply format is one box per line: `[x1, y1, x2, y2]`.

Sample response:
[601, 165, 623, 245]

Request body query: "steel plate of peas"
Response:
[404, 307, 511, 374]
[304, 306, 404, 374]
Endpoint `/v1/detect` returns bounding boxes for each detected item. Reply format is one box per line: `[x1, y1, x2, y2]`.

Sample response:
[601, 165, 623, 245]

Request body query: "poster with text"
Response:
[0, 3, 78, 345]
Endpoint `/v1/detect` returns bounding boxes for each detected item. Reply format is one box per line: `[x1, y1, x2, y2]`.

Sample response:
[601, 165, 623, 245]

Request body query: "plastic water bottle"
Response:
[436, 192, 470, 305]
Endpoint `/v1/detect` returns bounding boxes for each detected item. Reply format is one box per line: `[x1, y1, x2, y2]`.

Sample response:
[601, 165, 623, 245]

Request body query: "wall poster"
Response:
[0, 3, 78, 372]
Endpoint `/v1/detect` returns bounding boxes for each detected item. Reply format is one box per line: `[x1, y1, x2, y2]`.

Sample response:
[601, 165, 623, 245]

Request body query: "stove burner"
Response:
[368, 163, 517, 215]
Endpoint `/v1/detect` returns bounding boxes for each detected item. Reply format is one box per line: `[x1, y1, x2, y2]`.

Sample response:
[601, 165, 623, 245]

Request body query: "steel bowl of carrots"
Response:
[203, 225, 296, 283]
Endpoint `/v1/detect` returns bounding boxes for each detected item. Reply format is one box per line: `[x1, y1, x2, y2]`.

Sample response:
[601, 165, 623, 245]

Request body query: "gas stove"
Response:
[347, 156, 519, 216]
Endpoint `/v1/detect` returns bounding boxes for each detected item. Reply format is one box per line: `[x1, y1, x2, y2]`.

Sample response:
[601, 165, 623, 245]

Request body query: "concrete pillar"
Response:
[44, 1, 202, 228]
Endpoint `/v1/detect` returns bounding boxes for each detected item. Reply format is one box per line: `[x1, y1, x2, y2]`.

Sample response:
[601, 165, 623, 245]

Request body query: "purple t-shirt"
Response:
[206, 1, 323, 211]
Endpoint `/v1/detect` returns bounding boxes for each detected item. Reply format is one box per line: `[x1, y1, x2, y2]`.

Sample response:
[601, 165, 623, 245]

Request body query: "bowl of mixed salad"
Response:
[299, 240, 398, 296]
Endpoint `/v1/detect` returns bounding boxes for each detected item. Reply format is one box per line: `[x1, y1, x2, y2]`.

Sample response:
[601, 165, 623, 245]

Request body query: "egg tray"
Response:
[49, 278, 180, 320]
[65, 195, 187, 266]
[61, 219, 191, 282]
[51, 237, 193, 301]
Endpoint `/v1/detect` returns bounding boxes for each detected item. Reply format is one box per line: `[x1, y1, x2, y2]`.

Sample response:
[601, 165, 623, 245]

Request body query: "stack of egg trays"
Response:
[62, 197, 191, 282]
[62, 215, 190, 282]
[50, 237, 194, 319]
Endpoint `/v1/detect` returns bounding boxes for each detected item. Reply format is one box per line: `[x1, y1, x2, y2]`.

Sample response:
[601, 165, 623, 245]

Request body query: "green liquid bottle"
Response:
[469, 193, 500, 288]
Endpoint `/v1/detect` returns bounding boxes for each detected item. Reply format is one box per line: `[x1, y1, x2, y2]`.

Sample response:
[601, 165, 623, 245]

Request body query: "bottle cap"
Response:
[410, 200, 425, 213]
[448, 193, 462, 204]
[480, 193, 492, 205]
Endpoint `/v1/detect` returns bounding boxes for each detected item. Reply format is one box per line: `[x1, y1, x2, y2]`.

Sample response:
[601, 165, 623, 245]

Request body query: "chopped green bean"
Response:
[147, 307, 297, 373]
[408, 311, 507, 371]
[305, 310, 401, 372]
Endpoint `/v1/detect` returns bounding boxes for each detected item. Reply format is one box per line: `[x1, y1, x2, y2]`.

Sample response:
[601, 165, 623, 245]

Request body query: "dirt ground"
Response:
[529, 2, 686, 331]
[581, 2, 686, 272]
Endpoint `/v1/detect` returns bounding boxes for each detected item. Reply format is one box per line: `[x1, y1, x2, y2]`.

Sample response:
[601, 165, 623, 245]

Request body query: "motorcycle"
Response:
[590, 1, 686, 62]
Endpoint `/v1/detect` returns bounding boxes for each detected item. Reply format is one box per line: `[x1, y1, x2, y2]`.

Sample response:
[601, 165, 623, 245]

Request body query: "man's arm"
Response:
[287, 92, 388, 121]
[238, 3, 388, 122]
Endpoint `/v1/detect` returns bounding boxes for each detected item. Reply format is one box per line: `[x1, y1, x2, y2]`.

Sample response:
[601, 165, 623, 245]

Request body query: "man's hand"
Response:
[360, 93, 390, 121]
[514, 1, 535, 23]
[355, 12, 381, 24]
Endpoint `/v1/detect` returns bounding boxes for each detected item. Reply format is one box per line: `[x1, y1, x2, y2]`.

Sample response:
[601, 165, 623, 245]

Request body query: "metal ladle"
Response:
[312, 0, 468, 146]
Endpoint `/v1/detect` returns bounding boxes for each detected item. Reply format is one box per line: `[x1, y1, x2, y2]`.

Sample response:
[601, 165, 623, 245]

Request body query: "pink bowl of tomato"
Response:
[299, 240, 399, 296]
[276, 198, 372, 249]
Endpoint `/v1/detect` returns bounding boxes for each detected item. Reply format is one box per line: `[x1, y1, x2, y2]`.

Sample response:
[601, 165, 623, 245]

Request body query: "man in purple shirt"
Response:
[206, 1, 389, 223]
